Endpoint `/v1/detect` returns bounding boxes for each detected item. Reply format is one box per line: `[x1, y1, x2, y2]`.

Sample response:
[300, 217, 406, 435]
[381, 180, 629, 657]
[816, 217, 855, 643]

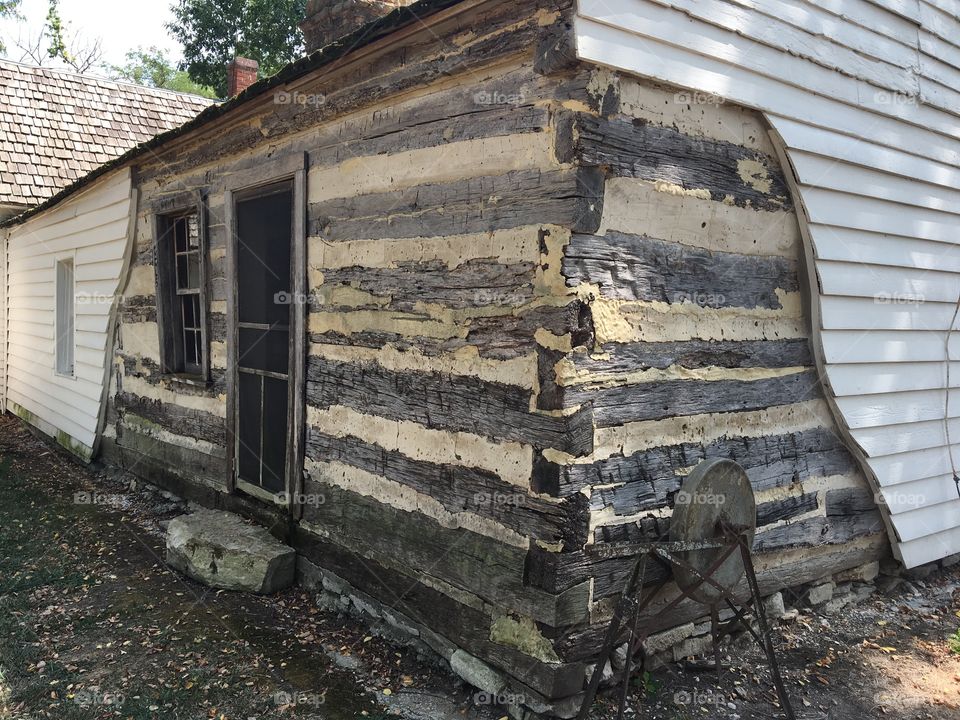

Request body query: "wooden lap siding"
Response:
[5, 168, 134, 459]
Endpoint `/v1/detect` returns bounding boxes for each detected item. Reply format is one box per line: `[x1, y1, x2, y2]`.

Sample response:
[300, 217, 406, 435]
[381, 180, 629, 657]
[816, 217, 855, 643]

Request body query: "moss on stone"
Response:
[489, 614, 560, 664]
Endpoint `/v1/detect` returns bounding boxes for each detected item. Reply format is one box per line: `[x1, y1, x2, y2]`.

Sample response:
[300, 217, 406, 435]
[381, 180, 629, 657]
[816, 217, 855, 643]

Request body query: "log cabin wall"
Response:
[102, 0, 600, 705]
[96, 0, 889, 710]
[537, 66, 890, 666]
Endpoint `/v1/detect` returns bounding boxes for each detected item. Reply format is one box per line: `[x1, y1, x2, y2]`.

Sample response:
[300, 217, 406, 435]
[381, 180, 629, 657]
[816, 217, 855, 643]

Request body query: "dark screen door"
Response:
[235, 186, 293, 495]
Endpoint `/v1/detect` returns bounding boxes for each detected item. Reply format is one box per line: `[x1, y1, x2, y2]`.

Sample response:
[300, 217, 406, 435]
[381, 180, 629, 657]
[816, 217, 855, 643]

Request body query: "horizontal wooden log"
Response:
[305, 356, 594, 455]
[593, 516, 670, 544]
[139, 0, 583, 184]
[589, 491, 818, 545]
[566, 338, 812, 376]
[570, 113, 792, 210]
[99, 436, 285, 533]
[315, 259, 537, 311]
[119, 354, 227, 397]
[525, 542, 671, 598]
[310, 103, 551, 168]
[114, 391, 226, 447]
[567, 426, 855, 513]
[825, 486, 879, 516]
[292, 525, 587, 699]
[565, 369, 822, 428]
[563, 231, 798, 309]
[756, 491, 819, 526]
[106, 426, 227, 490]
[305, 428, 589, 546]
[753, 511, 885, 552]
[310, 299, 594, 361]
[309, 168, 604, 241]
[549, 536, 886, 661]
[300, 480, 590, 629]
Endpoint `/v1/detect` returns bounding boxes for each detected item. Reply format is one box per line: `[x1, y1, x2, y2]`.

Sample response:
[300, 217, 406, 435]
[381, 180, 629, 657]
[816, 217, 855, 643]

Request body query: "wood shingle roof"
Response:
[0, 59, 214, 208]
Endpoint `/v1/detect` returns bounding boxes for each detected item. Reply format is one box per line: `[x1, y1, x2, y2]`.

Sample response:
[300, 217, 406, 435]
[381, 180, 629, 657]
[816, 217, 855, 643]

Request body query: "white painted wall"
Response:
[5, 169, 134, 459]
[574, 0, 960, 567]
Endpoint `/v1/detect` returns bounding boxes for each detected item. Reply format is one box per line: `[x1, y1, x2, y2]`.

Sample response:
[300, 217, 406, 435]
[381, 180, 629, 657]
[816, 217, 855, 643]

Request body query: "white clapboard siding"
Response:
[0, 231, 5, 413]
[5, 168, 133, 459]
[826, 362, 960, 396]
[809, 227, 960, 273]
[575, 0, 960, 566]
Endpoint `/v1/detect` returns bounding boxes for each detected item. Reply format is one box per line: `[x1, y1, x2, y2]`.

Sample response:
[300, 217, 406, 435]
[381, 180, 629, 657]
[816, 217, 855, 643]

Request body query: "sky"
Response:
[0, 0, 181, 71]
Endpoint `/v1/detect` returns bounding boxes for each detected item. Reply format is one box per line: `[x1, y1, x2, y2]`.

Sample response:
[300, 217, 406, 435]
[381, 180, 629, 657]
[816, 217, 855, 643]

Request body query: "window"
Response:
[55, 257, 75, 376]
[155, 201, 208, 378]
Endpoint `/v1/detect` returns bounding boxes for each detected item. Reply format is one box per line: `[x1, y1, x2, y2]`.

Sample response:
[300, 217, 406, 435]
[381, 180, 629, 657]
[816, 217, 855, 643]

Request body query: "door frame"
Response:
[224, 152, 307, 517]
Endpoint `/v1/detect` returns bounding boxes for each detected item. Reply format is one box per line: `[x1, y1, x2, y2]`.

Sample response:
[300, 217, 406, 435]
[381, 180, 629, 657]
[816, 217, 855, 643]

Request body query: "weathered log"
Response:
[299, 479, 590, 629]
[120, 294, 158, 325]
[305, 355, 594, 455]
[309, 298, 594, 361]
[292, 526, 587, 699]
[114, 391, 226, 447]
[566, 426, 856, 510]
[564, 231, 799, 309]
[304, 427, 589, 546]
[756, 492, 819, 526]
[314, 259, 537, 311]
[570, 113, 792, 210]
[565, 369, 821, 429]
[754, 511, 885, 551]
[825, 486, 880, 516]
[308, 168, 604, 241]
[566, 338, 812, 376]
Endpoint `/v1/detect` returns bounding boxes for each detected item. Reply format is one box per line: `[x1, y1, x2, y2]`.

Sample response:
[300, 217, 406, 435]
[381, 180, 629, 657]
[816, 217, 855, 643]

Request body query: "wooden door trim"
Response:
[223, 152, 308, 518]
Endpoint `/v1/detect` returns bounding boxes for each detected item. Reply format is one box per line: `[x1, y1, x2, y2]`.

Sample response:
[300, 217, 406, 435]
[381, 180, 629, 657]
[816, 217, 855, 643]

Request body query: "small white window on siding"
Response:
[55, 258, 75, 376]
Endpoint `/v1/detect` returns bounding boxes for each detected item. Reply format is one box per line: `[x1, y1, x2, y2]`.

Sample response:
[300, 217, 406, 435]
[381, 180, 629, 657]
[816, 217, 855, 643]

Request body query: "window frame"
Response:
[54, 252, 76, 379]
[152, 190, 211, 383]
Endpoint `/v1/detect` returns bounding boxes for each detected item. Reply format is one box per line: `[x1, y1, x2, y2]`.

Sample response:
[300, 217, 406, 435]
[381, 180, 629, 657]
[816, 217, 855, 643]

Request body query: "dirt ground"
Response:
[0, 414, 958, 720]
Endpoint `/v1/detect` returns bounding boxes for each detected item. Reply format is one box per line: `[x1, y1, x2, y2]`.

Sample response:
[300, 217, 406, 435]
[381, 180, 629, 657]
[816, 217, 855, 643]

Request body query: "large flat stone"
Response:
[166, 510, 295, 594]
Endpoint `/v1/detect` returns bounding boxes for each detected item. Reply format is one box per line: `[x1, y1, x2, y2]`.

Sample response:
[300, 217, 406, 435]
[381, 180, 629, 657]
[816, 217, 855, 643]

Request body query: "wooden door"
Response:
[234, 184, 293, 497]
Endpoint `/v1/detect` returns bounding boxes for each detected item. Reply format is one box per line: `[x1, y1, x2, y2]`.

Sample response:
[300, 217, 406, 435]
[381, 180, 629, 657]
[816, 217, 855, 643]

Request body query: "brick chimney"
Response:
[226, 57, 259, 96]
[300, 0, 412, 53]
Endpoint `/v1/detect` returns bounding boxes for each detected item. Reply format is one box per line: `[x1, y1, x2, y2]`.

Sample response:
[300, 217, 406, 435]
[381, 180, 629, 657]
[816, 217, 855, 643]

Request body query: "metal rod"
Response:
[738, 537, 796, 720]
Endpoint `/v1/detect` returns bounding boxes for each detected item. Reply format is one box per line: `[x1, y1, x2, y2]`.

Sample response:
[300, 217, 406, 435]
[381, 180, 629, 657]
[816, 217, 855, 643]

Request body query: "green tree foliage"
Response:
[0, 0, 22, 54]
[168, 0, 306, 97]
[33, 0, 101, 72]
[110, 47, 217, 98]
[44, 0, 67, 61]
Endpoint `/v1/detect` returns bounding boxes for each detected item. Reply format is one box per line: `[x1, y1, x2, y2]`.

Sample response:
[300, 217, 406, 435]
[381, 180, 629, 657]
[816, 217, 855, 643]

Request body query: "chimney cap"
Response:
[227, 56, 259, 70]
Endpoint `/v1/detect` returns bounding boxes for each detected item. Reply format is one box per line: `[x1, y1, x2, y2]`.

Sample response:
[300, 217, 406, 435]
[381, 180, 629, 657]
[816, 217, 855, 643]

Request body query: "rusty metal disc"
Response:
[668, 458, 756, 604]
